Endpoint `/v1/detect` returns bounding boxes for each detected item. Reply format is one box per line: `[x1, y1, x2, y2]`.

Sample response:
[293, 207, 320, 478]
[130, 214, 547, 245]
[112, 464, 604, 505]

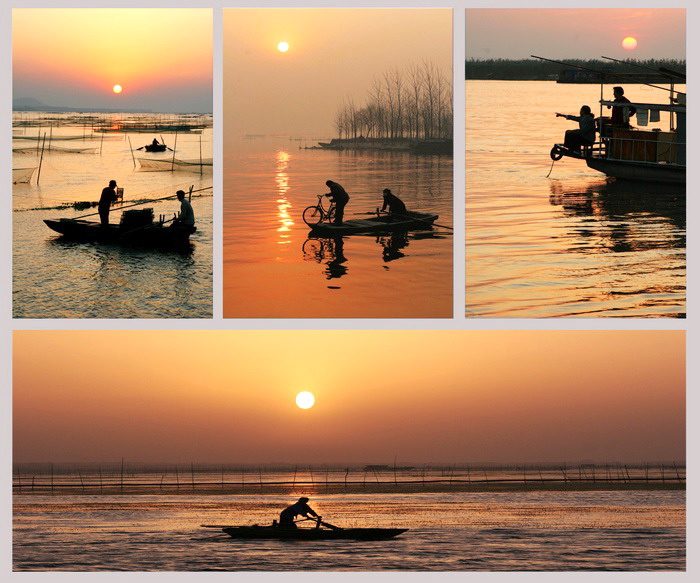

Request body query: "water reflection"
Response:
[549, 179, 686, 254]
[275, 150, 293, 245]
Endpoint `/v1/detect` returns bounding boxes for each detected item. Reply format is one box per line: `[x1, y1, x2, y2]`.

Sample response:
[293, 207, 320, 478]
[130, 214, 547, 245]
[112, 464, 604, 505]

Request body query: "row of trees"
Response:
[334, 61, 453, 140]
[465, 58, 686, 80]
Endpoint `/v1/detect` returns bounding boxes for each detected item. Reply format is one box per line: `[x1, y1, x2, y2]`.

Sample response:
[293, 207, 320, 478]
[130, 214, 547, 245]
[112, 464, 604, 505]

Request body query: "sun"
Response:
[622, 37, 638, 51]
[112, 84, 123, 94]
[295, 391, 315, 409]
[277, 41, 289, 53]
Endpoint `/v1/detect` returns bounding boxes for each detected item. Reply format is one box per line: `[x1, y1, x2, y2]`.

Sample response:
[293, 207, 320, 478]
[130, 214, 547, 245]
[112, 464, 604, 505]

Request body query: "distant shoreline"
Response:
[13, 481, 685, 496]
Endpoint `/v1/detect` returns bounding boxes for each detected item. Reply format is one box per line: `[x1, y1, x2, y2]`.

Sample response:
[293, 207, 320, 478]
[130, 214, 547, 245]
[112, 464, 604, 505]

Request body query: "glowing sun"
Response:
[112, 84, 123, 94]
[296, 391, 315, 409]
[277, 41, 289, 53]
[622, 37, 638, 51]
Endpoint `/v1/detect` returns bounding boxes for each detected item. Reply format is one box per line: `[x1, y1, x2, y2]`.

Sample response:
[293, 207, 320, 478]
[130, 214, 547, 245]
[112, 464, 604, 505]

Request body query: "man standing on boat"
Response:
[381, 188, 407, 222]
[279, 497, 320, 528]
[324, 180, 349, 225]
[98, 179, 118, 226]
[609, 86, 636, 128]
[172, 189, 195, 228]
[555, 106, 596, 154]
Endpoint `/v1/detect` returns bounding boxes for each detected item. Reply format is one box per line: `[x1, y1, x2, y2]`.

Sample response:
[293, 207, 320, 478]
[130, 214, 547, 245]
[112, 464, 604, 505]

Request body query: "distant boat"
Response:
[12, 167, 37, 184]
[137, 157, 212, 173]
[143, 143, 168, 152]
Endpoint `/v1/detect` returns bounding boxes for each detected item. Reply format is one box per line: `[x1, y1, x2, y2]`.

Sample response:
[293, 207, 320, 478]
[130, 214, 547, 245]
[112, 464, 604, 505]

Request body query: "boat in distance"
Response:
[307, 211, 439, 235]
[218, 525, 408, 541]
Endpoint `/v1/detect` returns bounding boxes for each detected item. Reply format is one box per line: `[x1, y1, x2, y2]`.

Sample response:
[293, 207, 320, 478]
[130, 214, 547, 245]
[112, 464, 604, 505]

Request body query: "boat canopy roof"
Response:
[600, 100, 685, 113]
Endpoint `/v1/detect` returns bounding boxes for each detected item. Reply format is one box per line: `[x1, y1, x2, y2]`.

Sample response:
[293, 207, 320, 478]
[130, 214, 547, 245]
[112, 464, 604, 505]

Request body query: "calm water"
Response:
[13, 490, 684, 571]
[466, 81, 685, 317]
[223, 137, 453, 318]
[12, 113, 213, 318]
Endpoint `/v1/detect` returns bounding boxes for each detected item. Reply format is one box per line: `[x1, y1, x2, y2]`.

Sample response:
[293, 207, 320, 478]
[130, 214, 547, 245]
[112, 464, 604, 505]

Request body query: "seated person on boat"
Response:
[172, 189, 195, 228]
[324, 180, 349, 225]
[607, 86, 636, 130]
[555, 105, 596, 154]
[381, 188, 407, 222]
[279, 497, 320, 528]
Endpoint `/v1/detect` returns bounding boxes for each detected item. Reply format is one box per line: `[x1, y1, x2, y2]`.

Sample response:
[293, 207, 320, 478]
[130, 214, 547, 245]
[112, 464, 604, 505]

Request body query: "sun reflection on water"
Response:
[275, 150, 294, 245]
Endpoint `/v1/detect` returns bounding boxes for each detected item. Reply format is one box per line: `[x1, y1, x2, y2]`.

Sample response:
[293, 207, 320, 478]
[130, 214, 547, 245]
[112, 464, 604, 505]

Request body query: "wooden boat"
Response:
[144, 143, 168, 152]
[218, 525, 407, 541]
[44, 209, 195, 247]
[307, 211, 438, 235]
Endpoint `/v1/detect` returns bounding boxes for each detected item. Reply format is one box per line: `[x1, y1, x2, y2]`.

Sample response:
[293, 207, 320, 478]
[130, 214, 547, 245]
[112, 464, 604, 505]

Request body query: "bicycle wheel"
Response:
[303, 205, 324, 226]
[327, 205, 336, 223]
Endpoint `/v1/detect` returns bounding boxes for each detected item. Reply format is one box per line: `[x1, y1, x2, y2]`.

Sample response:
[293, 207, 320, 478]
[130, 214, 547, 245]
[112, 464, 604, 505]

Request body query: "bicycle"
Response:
[302, 194, 336, 227]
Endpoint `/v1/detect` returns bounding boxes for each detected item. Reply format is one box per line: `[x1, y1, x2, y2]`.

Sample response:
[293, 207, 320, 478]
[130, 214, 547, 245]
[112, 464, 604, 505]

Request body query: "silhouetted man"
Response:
[381, 188, 407, 221]
[98, 179, 118, 226]
[172, 189, 195, 227]
[279, 497, 319, 528]
[556, 106, 596, 154]
[609, 86, 636, 127]
[324, 180, 349, 224]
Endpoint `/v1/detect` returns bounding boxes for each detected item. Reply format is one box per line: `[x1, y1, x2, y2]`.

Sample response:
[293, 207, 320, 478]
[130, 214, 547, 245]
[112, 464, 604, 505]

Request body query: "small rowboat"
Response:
[217, 525, 407, 541]
[144, 143, 168, 152]
[308, 211, 438, 235]
[44, 217, 195, 247]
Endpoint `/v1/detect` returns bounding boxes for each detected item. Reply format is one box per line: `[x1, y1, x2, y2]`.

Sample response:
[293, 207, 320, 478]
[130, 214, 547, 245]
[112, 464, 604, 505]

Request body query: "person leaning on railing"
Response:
[555, 106, 596, 154]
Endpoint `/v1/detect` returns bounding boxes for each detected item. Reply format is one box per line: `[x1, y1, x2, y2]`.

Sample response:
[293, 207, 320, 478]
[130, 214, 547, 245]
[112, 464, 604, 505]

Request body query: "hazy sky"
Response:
[224, 8, 452, 136]
[467, 9, 685, 60]
[14, 331, 684, 465]
[13, 9, 212, 113]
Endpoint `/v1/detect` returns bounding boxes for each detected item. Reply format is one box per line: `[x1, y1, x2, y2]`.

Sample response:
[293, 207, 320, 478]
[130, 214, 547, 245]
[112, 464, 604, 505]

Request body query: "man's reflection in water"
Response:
[378, 232, 409, 263]
[324, 237, 347, 279]
[302, 237, 348, 279]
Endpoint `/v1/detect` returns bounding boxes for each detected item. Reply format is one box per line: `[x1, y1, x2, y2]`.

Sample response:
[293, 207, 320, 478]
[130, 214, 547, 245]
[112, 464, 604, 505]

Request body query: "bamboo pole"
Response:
[36, 133, 47, 185]
[199, 133, 203, 175]
[171, 132, 178, 172]
[127, 136, 136, 169]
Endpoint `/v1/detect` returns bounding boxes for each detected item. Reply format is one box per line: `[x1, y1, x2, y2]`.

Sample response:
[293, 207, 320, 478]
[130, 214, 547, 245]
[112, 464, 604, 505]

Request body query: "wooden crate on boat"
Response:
[611, 129, 657, 162]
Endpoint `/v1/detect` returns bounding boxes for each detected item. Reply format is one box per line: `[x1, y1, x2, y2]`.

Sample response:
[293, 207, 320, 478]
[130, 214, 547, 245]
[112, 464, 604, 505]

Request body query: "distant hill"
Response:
[465, 59, 686, 81]
[13, 96, 153, 113]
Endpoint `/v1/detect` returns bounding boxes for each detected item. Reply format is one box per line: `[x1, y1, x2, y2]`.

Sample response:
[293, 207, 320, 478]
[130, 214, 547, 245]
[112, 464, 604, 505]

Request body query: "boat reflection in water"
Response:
[302, 229, 445, 281]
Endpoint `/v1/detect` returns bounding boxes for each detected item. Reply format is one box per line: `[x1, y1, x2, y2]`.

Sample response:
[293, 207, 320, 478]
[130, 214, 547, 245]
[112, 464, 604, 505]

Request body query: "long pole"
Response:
[530, 55, 679, 94]
[127, 136, 136, 169]
[199, 133, 203, 175]
[36, 133, 47, 185]
[171, 132, 178, 172]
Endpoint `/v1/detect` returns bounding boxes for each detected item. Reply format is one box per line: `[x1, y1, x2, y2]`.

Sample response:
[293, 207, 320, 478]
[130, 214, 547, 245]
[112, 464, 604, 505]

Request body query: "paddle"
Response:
[359, 210, 454, 231]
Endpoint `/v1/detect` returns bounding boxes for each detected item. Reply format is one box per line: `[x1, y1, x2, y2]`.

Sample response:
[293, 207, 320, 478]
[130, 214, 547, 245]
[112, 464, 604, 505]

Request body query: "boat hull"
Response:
[222, 526, 407, 541]
[44, 219, 195, 247]
[309, 212, 438, 235]
[585, 158, 686, 184]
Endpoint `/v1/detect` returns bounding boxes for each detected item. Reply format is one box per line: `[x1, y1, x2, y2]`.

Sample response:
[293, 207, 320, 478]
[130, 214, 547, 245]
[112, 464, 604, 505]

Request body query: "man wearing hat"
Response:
[98, 179, 119, 226]
[279, 497, 320, 528]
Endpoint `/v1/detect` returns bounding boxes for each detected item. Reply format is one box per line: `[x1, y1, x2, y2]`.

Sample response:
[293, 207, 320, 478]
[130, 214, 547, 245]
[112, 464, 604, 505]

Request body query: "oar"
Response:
[358, 210, 454, 231]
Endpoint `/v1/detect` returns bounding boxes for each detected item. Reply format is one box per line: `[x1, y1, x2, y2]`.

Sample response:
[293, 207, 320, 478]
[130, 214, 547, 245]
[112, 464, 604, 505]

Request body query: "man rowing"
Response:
[324, 180, 349, 225]
[279, 497, 320, 528]
[381, 188, 407, 222]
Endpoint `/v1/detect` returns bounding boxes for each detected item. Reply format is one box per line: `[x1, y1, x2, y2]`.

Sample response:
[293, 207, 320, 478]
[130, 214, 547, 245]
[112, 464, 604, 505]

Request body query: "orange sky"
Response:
[13, 331, 685, 465]
[224, 8, 452, 135]
[467, 9, 685, 60]
[13, 9, 212, 112]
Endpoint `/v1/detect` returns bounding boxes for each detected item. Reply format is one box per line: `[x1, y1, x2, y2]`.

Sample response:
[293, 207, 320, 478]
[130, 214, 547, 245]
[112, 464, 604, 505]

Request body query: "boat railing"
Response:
[597, 133, 685, 166]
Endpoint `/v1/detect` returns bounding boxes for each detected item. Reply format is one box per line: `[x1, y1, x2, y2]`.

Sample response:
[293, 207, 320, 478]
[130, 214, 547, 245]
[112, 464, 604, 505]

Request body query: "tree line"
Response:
[334, 61, 453, 140]
[465, 58, 686, 80]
